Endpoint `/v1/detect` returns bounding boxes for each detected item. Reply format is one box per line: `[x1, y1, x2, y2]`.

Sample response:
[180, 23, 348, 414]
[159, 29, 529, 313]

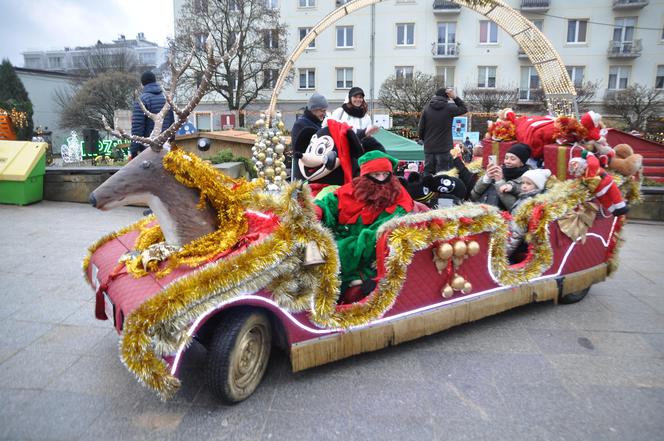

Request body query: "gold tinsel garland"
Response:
[122, 149, 264, 278]
[82, 165, 639, 399]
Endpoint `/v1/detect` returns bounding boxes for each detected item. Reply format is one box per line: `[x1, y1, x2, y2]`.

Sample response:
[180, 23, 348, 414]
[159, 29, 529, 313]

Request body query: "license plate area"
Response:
[103, 292, 115, 326]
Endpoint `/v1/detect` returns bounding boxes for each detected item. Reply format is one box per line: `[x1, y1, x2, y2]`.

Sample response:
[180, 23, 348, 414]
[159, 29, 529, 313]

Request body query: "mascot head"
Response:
[404, 172, 466, 208]
[292, 120, 363, 186]
[292, 119, 384, 188]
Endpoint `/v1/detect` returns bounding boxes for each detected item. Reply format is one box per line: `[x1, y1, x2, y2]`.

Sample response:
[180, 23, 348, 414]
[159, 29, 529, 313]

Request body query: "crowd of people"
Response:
[289, 86, 561, 302]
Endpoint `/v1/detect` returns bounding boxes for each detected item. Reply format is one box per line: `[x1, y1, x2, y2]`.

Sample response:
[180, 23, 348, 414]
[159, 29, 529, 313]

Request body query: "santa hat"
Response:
[358, 150, 398, 176]
[522, 168, 552, 190]
[581, 111, 602, 141]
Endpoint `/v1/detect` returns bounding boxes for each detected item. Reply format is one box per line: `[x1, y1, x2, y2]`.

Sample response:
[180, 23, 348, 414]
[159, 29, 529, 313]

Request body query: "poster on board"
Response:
[452, 116, 468, 139]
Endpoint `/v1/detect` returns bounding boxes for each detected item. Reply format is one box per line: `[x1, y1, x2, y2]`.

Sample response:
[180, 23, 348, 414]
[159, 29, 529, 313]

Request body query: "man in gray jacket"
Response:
[418, 88, 467, 175]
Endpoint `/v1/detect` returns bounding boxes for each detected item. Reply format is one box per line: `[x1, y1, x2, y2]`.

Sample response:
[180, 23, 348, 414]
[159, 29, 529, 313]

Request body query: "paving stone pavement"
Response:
[0, 200, 663, 441]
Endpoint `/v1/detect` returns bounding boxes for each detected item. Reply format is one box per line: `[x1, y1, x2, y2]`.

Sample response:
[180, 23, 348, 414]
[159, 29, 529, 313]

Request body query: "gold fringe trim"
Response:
[83, 154, 639, 399]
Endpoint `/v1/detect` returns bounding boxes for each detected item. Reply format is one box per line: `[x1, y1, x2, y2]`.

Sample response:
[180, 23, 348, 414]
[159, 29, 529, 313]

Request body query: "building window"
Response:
[566, 66, 585, 87]
[139, 52, 156, 65]
[264, 0, 278, 9]
[227, 71, 237, 90]
[48, 57, 63, 69]
[436, 66, 455, 87]
[336, 67, 353, 88]
[299, 0, 315, 7]
[566, 19, 587, 43]
[195, 33, 206, 50]
[263, 29, 279, 49]
[299, 27, 316, 48]
[613, 17, 636, 44]
[194, 0, 208, 13]
[336, 26, 354, 48]
[72, 55, 85, 68]
[608, 66, 630, 90]
[478, 66, 497, 88]
[436, 22, 457, 56]
[263, 69, 279, 89]
[655, 65, 664, 89]
[395, 66, 414, 81]
[299, 68, 316, 89]
[396, 23, 415, 46]
[228, 31, 241, 49]
[519, 66, 540, 100]
[532, 19, 543, 31]
[195, 112, 212, 131]
[25, 57, 41, 69]
[479, 20, 498, 44]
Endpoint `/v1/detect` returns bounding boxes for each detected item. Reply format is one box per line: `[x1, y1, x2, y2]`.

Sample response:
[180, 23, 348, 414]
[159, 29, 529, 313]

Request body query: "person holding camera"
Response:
[417, 87, 467, 176]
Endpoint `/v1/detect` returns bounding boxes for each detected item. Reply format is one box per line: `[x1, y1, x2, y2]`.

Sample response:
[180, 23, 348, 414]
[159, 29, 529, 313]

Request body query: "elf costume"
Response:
[315, 151, 414, 290]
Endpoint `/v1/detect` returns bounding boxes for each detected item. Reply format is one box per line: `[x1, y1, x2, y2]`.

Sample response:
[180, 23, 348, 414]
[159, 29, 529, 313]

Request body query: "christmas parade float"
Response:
[84, 1, 641, 404]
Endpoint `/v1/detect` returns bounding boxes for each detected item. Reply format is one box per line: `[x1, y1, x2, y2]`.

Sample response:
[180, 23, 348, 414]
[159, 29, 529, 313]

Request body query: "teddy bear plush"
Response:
[608, 143, 643, 177]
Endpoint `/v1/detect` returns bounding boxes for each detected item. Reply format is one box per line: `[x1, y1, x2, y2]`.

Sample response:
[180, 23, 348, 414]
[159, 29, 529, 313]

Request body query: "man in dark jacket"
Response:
[130, 71, 175, 158]
[291, 93, 328, 150]
[418, 88, 467, 175]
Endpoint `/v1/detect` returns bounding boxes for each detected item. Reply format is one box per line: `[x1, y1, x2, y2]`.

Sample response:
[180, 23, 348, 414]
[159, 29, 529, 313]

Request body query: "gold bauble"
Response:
[258, 171, 265, 177]
[453, 241, 467, 257]
[442, 284, 454, 299]
[275, 144, 285, 155]
[462, 282, 473, 294]
[280, 171, 288, 179]
[265, 167, 275, 178]
[255, 119, 265, 128]
[436, 243, 454, 260]
[257, 152, 266, 161]
[451, 275, 466, 290]
[271, 136, 280, 144]
[277, 121, 285, 130]
[467, 241, 480, 256]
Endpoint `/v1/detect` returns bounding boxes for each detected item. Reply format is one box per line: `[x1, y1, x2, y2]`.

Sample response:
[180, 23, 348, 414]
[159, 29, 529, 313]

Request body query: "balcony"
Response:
[432, 42, 460, 59]
[433, 0, 461, 14]
[607, 39, 642, 58]
[612, 0, 648, 10]
[520, 0, 550, 11]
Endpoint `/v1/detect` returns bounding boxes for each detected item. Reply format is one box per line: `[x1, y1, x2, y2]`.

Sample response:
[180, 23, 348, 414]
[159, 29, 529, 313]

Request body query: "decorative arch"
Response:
[267, 0, 577, 121]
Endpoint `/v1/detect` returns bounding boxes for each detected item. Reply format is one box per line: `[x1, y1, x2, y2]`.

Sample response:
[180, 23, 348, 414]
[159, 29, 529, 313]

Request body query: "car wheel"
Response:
[206, 310, 272, 404]
[559, 287, 590, 304]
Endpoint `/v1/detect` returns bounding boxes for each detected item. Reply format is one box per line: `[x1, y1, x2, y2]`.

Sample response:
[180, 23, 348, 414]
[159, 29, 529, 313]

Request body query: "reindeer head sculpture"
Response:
[90, 38, 235, 247]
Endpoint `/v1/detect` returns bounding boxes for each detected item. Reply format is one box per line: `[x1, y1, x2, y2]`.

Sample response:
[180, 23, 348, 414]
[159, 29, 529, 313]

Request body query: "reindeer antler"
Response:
[104, 36, 234, 152]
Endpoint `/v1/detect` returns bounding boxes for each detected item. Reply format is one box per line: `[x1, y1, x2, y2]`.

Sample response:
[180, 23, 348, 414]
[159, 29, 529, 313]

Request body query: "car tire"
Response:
[559, 287, 590, 304]
[206, 310, 272, 404]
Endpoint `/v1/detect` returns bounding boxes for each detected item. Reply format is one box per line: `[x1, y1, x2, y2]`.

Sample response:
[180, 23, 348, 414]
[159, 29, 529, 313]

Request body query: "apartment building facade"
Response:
[174, 0, 664, 128]
[22, 33, 168, 74]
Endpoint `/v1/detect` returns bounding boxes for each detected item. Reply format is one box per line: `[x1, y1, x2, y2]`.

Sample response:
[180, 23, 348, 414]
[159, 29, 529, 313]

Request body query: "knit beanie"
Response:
[361, 136, 385, 153]
[307, 93, 328, 111]
[521, 168, 551, 190]
[507, 143, 531, 165]
[358, 150, 398, 176]
[141, 71, 156, 86]
[348, 87, 365, 99]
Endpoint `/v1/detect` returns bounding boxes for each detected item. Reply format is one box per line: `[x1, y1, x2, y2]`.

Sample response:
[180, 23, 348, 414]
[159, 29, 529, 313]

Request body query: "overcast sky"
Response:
[0, 0, 174, 66]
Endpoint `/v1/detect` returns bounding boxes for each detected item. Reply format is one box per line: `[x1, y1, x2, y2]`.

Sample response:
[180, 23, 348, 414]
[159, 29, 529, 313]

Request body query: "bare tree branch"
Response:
[171, 0, 291, 127]
[604, 85, 664, 132]
[462, 86, 519, 113]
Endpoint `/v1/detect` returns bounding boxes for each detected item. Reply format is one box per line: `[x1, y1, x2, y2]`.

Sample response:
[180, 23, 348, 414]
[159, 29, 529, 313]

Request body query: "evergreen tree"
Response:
[0, 59, 34, 140]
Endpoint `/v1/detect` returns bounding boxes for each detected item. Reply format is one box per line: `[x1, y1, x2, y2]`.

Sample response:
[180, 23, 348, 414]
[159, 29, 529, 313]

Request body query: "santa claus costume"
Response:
[569, 149, 628, 216]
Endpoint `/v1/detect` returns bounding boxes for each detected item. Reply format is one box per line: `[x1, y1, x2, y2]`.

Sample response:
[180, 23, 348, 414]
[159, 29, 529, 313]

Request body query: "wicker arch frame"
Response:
[267, 0, 578, 123]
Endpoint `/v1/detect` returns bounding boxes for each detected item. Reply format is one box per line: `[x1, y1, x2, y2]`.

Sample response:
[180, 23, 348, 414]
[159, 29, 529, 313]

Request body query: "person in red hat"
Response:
[315, 150, 414, 298]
